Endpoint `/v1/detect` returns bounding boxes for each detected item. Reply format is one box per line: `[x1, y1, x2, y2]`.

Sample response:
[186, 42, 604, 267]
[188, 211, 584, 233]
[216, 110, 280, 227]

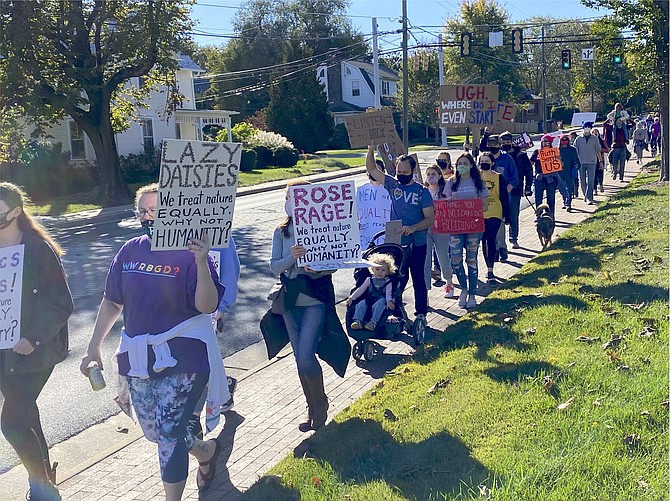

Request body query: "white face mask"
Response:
[583, 128, 591, 134]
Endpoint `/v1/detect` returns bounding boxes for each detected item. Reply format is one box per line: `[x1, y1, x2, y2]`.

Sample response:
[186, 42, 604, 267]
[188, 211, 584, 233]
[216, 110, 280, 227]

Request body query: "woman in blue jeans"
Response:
[443, 153, 489, 309]
[270, 179, 334, 432]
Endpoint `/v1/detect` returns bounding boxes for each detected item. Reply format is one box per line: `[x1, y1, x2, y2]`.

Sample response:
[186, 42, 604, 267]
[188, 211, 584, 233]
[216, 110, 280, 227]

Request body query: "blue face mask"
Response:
[141, 220, 154, 238]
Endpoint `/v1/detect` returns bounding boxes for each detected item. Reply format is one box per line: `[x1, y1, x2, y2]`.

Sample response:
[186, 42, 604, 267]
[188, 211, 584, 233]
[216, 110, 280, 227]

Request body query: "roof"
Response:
[329, 100, 366, 114]
[346, 60, 399, 82]
[178, 54, 205, 73]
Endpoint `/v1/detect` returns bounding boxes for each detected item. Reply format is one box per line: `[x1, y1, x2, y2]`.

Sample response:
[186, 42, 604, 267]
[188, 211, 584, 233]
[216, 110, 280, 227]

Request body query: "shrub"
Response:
[254, 146, 273, 169]
[119, 147, 160, 184]
[247, 130, 296, 152]
[240, 149, 257, 172]
[272, 146, 299, 167]
[326, 123, 351, 150]
[215, 122, 260, 145]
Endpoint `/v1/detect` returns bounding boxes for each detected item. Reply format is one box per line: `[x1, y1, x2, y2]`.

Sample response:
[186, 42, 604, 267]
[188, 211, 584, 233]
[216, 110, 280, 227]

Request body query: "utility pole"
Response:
[438, 33, 447, 147]
[372, 17, 381, 110]
[541, 24, 547, 133]
[590, 59, 594, 112]
[401, 0, 409, 149]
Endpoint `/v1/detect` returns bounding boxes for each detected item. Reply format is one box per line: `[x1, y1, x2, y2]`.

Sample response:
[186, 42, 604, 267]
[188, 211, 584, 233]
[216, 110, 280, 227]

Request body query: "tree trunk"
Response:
[658, 80, 669, 182]
[80, 114, 133, 205]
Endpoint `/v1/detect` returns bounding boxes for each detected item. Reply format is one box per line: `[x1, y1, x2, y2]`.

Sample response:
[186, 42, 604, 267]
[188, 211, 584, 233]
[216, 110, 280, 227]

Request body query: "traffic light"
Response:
[561, 49, 571, 69]
[511, 29, 523, 54]
[460, 33, 472, 57]
[613, 52, 622, 65]
[412, 53, 420, 71]
[421, 51, 430, 71]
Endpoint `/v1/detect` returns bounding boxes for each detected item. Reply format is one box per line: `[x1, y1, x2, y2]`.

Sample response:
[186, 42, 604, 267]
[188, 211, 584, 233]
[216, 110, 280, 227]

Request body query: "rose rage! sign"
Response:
[433, 199, 485, 234]
[153, 140, 242, 251]
[290, 180, 366, 270]
[0, 245, 23, 349]
[538, 147, 563, 175]
[439, 85, 499, 126]
[344, 109, 397, 148]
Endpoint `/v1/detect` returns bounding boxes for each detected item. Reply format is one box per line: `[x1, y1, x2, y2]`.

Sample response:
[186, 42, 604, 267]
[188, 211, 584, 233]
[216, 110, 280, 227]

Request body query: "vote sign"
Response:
[433, 199, 485, 234]
[538, 148, 563, 175]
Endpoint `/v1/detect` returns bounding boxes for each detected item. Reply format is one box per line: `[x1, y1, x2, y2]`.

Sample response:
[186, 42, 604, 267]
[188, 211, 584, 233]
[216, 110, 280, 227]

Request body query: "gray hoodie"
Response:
[574, 133, 601, 165]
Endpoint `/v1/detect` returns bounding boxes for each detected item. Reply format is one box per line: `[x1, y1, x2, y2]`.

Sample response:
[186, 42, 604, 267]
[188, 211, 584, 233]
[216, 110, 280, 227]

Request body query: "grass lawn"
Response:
[241, 172, 669, 500]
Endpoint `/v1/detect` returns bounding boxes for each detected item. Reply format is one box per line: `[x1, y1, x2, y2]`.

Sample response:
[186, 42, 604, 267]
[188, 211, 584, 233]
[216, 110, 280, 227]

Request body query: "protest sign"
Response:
[439, 84, 499, 127]
[538, 147, 563, 175]
[290, 180, 369, 270]
[153, 139, 242, 251]
[375, 131, 405, 176]
[344, 109, 397, 148]
[384, 220, 403, 245]
[495, 102, 517, 124]
[433, 199, 485, 234]
[571, 112, 597, 127]
[357, 183, 391, 250]
[512, 132, 534, 149]
[0, 245, 23, 350]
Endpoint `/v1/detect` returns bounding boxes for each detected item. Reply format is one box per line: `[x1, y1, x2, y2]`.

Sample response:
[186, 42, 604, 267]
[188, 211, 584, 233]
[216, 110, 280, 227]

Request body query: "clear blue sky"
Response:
[190, 0, 612, 48]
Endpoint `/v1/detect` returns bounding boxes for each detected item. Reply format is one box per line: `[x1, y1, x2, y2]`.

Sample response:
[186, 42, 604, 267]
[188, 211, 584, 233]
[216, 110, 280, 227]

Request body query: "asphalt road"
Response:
[0, 149, 533, 472]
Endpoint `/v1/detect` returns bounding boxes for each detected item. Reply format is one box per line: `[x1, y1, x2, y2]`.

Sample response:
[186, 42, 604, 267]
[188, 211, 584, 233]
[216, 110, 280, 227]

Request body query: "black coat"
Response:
[0, 233, 73, 375]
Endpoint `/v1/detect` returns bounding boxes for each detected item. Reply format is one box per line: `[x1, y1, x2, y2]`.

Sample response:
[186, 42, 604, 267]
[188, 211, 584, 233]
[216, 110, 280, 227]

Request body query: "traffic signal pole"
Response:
[401, 0, 409, 150]
[438, 34, 447, 147]
[372, 17, 381, 110]
[541, 24, 547, 133]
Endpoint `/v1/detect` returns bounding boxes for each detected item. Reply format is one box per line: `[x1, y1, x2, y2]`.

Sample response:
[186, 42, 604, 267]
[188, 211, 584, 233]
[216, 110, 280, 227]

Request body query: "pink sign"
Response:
[433, 199, 485, 234]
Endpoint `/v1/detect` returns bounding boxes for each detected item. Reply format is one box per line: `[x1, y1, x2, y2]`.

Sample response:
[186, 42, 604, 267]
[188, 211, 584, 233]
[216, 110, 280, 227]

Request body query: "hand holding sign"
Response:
[538, 148, 563, 175]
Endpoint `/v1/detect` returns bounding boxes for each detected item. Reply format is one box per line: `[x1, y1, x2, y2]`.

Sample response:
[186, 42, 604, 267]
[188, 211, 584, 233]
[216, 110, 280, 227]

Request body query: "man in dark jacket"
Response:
[558, 134, 581, 211]
[503, 132, 532, 248]
[487, 134, 518, 261]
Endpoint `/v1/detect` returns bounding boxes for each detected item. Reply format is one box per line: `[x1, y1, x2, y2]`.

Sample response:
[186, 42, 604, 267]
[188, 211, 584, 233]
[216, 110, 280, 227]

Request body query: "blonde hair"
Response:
[134, 182, 159, 208]
[368, 253, 397, 275]
[279, 178, 311, 237]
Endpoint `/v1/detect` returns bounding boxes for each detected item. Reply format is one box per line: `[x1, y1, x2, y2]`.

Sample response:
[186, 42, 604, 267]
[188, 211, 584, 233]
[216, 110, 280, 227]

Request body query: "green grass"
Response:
[242, 172, 669, 500]
[238, 158, 362, 187]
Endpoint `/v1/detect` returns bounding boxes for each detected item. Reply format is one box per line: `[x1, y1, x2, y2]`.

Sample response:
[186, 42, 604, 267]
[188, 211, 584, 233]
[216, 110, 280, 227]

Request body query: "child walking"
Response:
[347, 253, 397, 331]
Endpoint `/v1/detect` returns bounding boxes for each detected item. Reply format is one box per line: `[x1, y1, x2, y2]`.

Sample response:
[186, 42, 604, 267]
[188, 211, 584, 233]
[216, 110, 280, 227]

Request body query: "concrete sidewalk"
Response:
[2, 159, 647, 500]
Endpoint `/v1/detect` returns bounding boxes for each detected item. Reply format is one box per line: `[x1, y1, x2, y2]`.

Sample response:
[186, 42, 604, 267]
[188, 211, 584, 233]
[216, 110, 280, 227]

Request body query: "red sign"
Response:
[538, 147, 563, 175]
[433, 198, 485, 234]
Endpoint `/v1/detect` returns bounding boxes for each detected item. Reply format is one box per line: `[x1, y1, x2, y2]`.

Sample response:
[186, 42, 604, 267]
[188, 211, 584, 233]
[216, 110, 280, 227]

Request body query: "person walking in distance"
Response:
[367, 145, 434, 325]
[0, 182, 73, 501]
[573, 122, 601, 205]
[478, 153, 509, 283]
[500, 132, 529, 249]
[632, 121, 649, 164]
[80, 183, 226, 498]
[558, 134, 581, 212]
[607, 117, 630, 182]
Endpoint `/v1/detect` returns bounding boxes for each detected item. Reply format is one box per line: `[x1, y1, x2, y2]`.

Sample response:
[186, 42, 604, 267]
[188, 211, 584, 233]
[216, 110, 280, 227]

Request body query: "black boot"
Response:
[304, 374, 329, 431]
[297, 372, 313, 432]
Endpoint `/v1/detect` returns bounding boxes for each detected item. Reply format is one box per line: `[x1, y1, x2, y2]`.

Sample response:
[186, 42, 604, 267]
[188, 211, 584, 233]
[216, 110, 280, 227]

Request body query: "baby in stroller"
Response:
[346, 253, 396, 331]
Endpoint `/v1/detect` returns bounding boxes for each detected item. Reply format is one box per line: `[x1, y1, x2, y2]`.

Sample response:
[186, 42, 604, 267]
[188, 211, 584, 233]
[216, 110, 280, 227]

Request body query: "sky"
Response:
[189, 0, 613, 48]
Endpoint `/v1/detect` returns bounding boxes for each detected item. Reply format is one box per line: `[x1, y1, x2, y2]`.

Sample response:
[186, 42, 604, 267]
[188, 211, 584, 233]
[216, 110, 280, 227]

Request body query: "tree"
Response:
[581, 0, 669, 181]
[442, 0, 522, 102]
[266, 72, 333, 153]
[0, 1, 193, 203]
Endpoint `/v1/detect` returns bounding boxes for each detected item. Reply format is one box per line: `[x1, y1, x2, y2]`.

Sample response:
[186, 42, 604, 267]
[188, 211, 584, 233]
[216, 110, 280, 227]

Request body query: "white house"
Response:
[46, 54, 237, 164]
[317, 60, 399, 124]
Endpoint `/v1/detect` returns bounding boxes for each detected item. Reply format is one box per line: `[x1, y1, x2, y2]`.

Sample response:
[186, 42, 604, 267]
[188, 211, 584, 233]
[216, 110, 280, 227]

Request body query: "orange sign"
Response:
[538, 148, 563, 175]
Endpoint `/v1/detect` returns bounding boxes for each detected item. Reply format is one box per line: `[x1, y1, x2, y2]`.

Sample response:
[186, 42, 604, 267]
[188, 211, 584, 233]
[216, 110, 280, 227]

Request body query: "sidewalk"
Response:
[4, 159, 646, 500]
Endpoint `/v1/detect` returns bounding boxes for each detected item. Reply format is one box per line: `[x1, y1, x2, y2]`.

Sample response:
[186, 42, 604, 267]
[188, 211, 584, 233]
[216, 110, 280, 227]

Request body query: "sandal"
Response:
[196, 439, 221, 492]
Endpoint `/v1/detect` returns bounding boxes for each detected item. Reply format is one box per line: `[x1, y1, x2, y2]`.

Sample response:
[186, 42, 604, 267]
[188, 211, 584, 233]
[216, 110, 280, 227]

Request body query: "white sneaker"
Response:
[466, 295, 477, 309]
[443, 284, 455, 298]
[458, 290, 468, 308]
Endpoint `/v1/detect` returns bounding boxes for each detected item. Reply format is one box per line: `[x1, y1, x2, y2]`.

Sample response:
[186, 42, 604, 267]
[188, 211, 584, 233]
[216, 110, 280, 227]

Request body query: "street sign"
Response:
[582, 48, 594, 61]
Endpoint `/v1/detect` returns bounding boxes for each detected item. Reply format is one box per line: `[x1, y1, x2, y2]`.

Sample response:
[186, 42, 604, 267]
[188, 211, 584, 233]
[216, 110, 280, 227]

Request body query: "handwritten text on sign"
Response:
[433, 199, 485, 234]
[290, 180, 361, 267]
[344, 109, 397, 148]
[538, 148, 563, 175]
[153, 140, 242, 251]
[439, 84, 499, 126]
[357, 183, 391, 250]
[0, 245, 23, 350]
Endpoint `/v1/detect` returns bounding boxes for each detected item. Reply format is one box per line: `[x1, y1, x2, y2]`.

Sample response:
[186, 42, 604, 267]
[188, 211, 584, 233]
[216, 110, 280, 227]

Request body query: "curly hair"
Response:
[367, 252, 397, 275]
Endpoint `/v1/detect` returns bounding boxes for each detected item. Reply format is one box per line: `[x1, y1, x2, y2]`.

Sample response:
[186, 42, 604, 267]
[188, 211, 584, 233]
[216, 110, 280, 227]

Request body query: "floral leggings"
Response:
[129, 372, 208, 483]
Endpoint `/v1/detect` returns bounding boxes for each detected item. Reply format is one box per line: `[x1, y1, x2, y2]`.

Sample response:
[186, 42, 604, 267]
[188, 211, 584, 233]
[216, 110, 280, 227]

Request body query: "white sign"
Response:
[290, 180, 367, 270]
[208, 249, 221, 277]
[153, 140, 242, 251]
[357, 183, 391, 250]
[571, 112, 598, 127]
[488, 31, 503, 47]
[581, 48, 594, 61]
[0, 245, 24, 349]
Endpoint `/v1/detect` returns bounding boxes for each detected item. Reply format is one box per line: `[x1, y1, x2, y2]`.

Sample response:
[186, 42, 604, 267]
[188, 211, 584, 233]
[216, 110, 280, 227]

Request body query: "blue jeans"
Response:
[560, 170, 574, 207]
[450, 233, 482, 295]
[611, 147, 627, 180]
[353, 297, 386, 325]
[282, 304, 326, 378]
[534, 179, 557, 214]
[425, 231, 452, 288]
[508, 195, 521, 242]
[579, 163, 597, 201]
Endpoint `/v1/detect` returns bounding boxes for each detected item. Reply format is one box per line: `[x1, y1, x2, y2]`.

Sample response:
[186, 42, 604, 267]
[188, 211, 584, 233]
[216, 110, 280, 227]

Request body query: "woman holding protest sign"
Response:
[530, 135, 561, 214]
[269, 179, 349, 433]
[80, 183, 227, 499]
[443, 153, 489, 309]
[0, 182, 73, 501]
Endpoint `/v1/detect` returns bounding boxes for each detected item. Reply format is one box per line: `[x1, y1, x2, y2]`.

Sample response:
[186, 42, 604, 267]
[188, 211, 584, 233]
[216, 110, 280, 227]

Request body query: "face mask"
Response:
[426, 174, 438, 183]
[284, 200, 292, 216]
[489, 147, 500, 155]
[436, 159, 449, 169]
[0, 209, 14, 230]
[502, 144, 512, 152]
[397, 173, 413, 185]
[479, 162, 492, 171]
[456, 164, 470, 175]
[583, 128, 591, 135]
[140, 219, 154, 238]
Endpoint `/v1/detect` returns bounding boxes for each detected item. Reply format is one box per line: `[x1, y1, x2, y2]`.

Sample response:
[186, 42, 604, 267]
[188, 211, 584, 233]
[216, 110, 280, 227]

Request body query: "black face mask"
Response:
[397, 173, 413, 185]
[141, 220, 154, 238]
[489, 147, 500, 155]
[0, 209, 15, 231]
[502, 144, 512, 152]
[436, 159, 449, 169]
[479, 163, 492, 171]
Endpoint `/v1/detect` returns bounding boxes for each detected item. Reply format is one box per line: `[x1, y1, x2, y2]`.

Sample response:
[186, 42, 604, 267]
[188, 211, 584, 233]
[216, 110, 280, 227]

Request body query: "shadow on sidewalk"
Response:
[202, 411, 245, 500]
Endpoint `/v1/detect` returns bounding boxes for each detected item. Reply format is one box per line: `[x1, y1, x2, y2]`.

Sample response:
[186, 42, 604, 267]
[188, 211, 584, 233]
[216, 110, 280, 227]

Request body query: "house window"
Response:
[527, 103, 537, 114]
[382, 80, 390, 96]
[68, 121, 85, 159]
[346, 67, 351, 76]
[175, 123, 181, 140]
[141, 119, 154, 151]
[352, 80, 360, 97]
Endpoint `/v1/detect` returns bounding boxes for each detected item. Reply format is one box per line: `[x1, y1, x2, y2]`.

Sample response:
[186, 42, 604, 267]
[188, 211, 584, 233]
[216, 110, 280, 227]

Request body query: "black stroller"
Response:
[345, 231, 427, 363]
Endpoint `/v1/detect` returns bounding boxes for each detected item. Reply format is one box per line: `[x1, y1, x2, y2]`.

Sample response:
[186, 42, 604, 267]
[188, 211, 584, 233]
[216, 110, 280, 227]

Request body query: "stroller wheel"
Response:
[412, 317, 426, 346]
[352, 342, 364, 361]
[363, 341, 375, 362]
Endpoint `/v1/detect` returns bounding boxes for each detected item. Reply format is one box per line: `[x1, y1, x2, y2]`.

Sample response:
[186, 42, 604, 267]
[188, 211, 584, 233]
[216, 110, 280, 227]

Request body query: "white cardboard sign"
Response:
[357, 183, 391, 250]
[153, 139, 242, 251]
[0, 245, 24, 349]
